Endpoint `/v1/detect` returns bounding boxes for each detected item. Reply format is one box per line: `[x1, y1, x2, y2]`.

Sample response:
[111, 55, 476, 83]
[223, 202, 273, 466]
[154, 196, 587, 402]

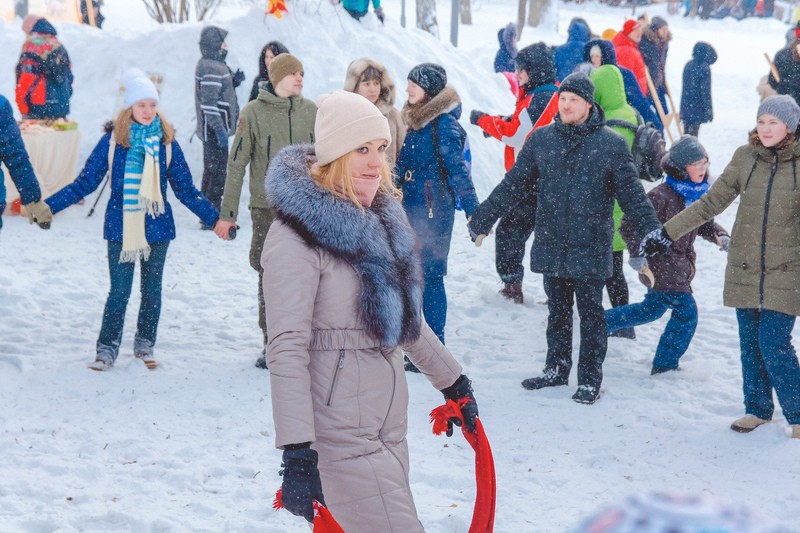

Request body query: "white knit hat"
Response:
[122, 68, 159, 108]
[314, 91, 391, 166]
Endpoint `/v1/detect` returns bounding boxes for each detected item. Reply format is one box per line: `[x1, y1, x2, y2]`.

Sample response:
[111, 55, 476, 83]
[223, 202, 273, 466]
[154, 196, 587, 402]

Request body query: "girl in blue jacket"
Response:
[395, 63, 479, 354]
[46, 72, 221, 371]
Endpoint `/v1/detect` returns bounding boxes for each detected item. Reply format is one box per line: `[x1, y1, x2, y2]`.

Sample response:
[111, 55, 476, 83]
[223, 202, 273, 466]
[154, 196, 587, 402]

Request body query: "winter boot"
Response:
[651, 365, 680, 375]
[255, 336, 269, 369]
[404, 355, 421, 373]
[572, 384, 600, 404]
[730, 414, 770, 433]
[521, 366, 568, 390]
[609, 327, 636, 340]
[499, 281, 524, 304]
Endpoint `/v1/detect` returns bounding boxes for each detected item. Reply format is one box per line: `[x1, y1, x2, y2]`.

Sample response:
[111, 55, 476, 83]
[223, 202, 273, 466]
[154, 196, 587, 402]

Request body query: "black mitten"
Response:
[440, 374, 479, 436]
[470, 110, 488, 125]
[280, 445, 325, 522]
[640, 227, 673, 258]
[232, 69, 246, 88]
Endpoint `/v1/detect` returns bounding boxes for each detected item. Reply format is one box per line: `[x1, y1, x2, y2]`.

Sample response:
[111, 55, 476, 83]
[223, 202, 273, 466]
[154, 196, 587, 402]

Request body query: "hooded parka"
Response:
[263, 145, 463, 533]
[664, 139, 800, 316]
[344, 58, 406, 167]
[680, 42, 717, 127]
[194, 26, 239, 143]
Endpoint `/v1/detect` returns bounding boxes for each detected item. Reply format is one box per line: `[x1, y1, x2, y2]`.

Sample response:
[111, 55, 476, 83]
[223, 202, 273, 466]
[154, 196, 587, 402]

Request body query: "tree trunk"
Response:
[527, 0, 550, 27]
[416, 0, 439, 37]
[460, 0, 471, 24]
[516, 0, 526, 37]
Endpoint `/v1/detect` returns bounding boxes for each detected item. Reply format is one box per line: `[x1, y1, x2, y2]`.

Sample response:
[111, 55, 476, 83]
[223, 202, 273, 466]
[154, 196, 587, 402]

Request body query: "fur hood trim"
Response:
[402, 85, 460, 131]
[344, 57, 398, 115]
[265, 145, 424, 346]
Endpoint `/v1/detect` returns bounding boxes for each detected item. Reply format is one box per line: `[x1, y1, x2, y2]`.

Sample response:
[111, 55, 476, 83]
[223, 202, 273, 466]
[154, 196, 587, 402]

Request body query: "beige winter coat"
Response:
[344, 57, 407, 167]
[665, 139, 800, 316]
[262, 146, 463, 532]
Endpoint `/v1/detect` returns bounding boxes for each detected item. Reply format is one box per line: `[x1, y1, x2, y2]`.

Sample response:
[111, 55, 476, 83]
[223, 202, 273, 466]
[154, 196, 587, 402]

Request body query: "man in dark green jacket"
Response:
[215, 54, 317, 368]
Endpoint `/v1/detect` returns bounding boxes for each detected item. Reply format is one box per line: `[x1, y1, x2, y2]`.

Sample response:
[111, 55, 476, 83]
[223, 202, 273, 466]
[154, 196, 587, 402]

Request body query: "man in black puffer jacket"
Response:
[468, 73, 661, 404]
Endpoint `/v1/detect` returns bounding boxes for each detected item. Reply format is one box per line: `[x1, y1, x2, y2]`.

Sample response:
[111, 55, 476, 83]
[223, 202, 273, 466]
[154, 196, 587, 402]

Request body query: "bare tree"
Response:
[140, 0, 222, 22]
[516, 0, 526, 37]
[460, 0, 471, 24]
[527, 0, 549, 27]
[416, 0, 439, 37]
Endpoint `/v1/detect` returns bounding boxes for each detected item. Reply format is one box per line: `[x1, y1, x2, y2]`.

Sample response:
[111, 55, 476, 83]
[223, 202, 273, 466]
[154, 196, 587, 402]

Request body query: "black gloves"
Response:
[467, 208, 493, 247]
[470, 110, 488, 125]
[640, 227, 673, 258]
[375, 6, 385, 23]
[231, 69, 246, 88]
[440, 374, 479, 436]
[280, 445, 325, 523]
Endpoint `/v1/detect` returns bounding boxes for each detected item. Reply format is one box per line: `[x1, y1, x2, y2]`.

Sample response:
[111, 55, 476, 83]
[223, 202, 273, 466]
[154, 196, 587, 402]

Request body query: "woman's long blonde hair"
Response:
[310, 150, 400, 211]
[113, 108, 176, 148]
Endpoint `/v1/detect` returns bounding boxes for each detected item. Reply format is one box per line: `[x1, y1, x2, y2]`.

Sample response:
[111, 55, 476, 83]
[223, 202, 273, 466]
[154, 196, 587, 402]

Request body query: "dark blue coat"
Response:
[0, 94, 40, 227]
[584, 39, 663, 130]
[493, 24, 517, 74]
[46, 130, 219, 242]
[554, 20, 590, 81]
[395, 92, 479, 277]
[681, 42, 717, 126]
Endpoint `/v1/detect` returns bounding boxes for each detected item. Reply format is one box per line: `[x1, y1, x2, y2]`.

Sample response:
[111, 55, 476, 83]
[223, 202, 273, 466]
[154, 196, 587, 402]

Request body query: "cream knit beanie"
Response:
[314, 91, 391, 166]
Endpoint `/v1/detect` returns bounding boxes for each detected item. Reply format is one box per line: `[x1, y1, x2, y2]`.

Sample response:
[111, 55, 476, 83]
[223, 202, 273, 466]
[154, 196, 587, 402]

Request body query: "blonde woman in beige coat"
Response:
[261, 91, 480, 531]
[344, 57, 406, 166]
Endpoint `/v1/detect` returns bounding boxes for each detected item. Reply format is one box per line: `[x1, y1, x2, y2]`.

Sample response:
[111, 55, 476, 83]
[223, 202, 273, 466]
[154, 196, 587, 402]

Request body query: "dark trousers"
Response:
[201, 140, 228, 212]
[251, 207, 275, 341]
[97, 240, 170, 360]
[495, 192, 536, 284]
[543, 276, 607, 388]
[423, 272, 447, 344]
[606, 290, 698, 370]
[684, 123, 701, 137]
[736, 308, 800, 424]
[605, 251, 629, 308]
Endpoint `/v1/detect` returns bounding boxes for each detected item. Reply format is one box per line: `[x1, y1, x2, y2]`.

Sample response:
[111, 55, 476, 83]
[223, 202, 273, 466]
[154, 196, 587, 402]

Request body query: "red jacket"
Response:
[476, 86, 559, 171]
[612, 32, 649, 96]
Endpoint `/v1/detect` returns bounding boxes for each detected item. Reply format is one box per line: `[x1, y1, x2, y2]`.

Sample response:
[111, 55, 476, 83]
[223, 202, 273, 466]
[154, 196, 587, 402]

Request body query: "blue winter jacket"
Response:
[583, 39, 662, 130]
[493, 24, 517, 74]
[681, 42, 717, 126]
[46, 130, 219, 241]
[0, 94, 40, 229]
[395, 89, 479, 276]
[554, 20, 590, 81]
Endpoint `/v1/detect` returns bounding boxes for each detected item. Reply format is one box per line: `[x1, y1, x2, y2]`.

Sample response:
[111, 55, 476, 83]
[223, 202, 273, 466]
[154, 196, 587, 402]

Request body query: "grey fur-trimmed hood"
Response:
[265, 144, 424, 346]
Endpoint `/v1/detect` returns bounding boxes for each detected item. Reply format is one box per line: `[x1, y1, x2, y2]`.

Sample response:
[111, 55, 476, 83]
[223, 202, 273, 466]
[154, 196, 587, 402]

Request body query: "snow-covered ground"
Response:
[1, 1, 798, 531]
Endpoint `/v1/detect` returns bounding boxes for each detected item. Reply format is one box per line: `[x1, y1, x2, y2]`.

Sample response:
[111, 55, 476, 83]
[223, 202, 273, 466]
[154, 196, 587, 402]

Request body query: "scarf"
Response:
[121, 116, 165, 262]
[666, 175, 710, 206]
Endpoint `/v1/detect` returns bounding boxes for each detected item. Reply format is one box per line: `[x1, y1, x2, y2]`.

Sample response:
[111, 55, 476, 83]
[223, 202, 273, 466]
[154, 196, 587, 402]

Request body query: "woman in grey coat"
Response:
[261, 91, 480, 531]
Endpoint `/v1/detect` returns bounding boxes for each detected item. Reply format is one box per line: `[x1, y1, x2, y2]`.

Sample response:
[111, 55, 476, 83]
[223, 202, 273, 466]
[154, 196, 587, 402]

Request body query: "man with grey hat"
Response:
[468, 72, 661, 404]
[214, 53, 317, 369]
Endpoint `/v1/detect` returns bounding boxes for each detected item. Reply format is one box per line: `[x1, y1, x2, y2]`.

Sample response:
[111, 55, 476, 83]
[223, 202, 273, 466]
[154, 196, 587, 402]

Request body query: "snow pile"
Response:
[1, 1, 798, 531]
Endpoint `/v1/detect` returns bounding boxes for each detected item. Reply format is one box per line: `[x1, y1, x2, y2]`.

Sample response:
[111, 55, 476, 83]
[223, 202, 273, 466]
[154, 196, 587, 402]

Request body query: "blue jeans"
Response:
[97, 240, 170, 361]
[606, 290, 698, 371]
[423, 273, 447, 344]
[736, 308, 800, 424]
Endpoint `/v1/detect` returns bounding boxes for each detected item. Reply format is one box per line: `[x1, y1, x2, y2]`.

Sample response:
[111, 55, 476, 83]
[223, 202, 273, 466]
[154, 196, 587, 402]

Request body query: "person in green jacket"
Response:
[591, 64, 638, 339]
[644, 95, 800, 439]
[214, 53, 317, 369]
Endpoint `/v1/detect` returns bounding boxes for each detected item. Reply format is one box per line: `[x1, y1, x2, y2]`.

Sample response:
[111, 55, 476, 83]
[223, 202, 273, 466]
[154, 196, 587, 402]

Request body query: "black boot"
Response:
[572, 384, 600, 404]
[521, 366, 569, 390]
[609, 327, 636, 340]
[499, 281, 524, 304]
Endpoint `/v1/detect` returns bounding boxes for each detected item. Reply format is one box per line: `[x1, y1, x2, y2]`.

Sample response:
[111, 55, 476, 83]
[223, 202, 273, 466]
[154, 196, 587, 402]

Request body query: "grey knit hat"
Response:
[558, 72, 595, 106]
[668, 135, 708, 168]
[757, 95, 800, 132]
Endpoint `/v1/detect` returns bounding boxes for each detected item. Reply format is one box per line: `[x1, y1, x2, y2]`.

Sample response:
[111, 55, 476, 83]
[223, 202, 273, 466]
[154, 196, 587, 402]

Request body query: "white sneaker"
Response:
[730, 414, 769, 433]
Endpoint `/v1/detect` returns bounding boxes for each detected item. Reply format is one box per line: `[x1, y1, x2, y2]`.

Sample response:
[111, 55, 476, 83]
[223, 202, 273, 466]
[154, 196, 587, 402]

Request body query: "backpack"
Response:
[606, 115, 666, 183]
[431, 117, 471, 211]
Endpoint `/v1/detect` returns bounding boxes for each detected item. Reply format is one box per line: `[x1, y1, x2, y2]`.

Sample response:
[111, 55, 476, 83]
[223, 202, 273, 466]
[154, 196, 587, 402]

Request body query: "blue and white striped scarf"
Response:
[121, 116, 165, 262]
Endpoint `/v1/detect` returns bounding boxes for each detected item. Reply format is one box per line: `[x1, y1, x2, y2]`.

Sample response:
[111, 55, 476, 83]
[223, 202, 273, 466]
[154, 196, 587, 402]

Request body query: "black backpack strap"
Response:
[606, 118, 639, 132]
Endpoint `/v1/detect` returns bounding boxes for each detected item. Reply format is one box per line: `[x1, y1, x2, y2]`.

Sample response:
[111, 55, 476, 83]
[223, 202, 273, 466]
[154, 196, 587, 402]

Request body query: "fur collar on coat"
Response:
[402, 85, 460, 131]
[265, 145, 424, 347]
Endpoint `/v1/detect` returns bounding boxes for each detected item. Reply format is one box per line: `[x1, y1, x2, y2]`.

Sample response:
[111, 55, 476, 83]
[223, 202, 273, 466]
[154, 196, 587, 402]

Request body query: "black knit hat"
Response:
[515, 42, 556, 86]
[408, 63, 447, 98]
[558, 72, 595, 105]
[662, 135, 708, 179]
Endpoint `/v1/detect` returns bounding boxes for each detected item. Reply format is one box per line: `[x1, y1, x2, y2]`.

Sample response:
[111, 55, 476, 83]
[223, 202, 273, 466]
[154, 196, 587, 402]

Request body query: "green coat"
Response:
[592, 65, 638, 252]
[220, 90, 317, 221]
[664, 141, 800, 316]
